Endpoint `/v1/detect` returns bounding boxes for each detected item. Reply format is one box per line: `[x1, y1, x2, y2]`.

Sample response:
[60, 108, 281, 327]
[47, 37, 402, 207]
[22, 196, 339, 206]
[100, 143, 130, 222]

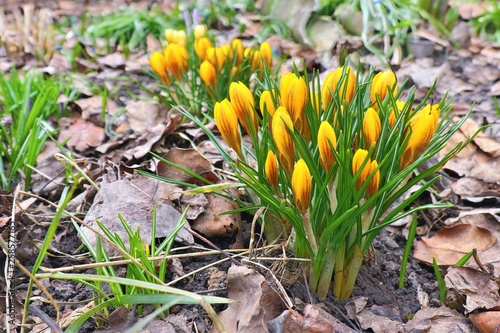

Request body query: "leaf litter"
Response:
[1, 1, 500, 332]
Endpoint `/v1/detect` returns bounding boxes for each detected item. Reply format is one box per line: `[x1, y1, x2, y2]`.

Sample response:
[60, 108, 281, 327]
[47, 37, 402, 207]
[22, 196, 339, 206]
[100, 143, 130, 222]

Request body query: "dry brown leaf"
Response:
[58, 118, 105, 152]
[82, 173, 187, 255]
[405, 305, 475, 332]
[470, 311, 500, 333]
[211, 265, 285, 333]
[451, 177, 490, 197]
[157, 148, 215, 183]
[445, 266, 500, 313]
[126, 100, 168, 133]
[96, 52, 126, 68]
[413, 224, 496, 266]
[458, 3, 487, 19]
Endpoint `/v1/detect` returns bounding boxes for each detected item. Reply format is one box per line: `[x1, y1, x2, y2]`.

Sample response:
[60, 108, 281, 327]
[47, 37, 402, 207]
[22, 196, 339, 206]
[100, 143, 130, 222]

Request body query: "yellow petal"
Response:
[194, 24, 207, 39]
[292, 159, 312, 214]
[321, 66, 356, 109]
[194, 37, 212, 59]
[149, 51, 170, 86]
[214, 99, 242, 158]
[318, 121, 337, 173]
[400, 109, 437, 169]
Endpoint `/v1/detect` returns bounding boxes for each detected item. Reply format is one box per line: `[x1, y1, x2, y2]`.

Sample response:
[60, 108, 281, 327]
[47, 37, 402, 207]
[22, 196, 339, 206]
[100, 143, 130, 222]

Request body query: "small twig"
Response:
[187, 228, 241, 266]
[28, 305, 63, 333]
[329, 303, 362, 332]
[301, 266, 314, 304]
[472, 248, 490, 274]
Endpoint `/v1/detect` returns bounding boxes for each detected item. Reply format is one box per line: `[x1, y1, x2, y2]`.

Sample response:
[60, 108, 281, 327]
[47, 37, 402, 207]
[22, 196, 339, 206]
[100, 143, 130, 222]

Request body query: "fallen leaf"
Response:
[126, 100, 167, 133]
[470, 311, 500, 333]
[157, 148, 215, 183]
[82, 172, 186, 255]
[211, 265, 285, 333]
[405, 305, 476, 332]
[191, 191, 242, 248]
[75, 96, 119, 122]
[58, 118, 105, 152]
[413, 224, 496, 265]
[96, 52, 126, 68]
[445, 266, 500, 313]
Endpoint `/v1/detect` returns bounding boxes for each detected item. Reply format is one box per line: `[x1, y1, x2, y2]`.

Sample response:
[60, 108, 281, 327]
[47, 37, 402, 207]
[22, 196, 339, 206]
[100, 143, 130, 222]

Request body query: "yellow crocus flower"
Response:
[200, 60, 216, 90]
[371, 71, 397, 107]
[321, 66, 356, 110]
[206, 47, 227, 71]
[149, 51, 170, 86]
[389, 100, 407, 127]
[363, 107, 381, 149]
[366, 160, 380, 199]
[194, 37, 212, 59]
[229, 82, 258, 136]
[352, 149, 371, 191]
[194, 24, 207, 39]
[400, 104, 440, 169]
[164, 43, 188, 80]
[214, 99, 243, 159]
[231, 39, 244, 65]
[318, 121, 337, 173]
[292, 159, 312, 214]
[272, 107, 295, 175]
[260, 41, 272, 69]
[260, 90, 277, 117]
[265, 150, 279, 191]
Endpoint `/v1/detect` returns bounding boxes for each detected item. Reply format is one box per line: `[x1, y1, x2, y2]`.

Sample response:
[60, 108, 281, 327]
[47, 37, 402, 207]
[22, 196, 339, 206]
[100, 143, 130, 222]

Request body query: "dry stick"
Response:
[472, 248, 490, 274]
[187, 228, 241, 266]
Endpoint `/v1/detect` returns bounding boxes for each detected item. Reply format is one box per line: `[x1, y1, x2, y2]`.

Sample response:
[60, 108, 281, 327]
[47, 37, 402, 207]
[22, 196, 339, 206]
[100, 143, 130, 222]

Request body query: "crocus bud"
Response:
[366, 160, 380, 199]
[214, 99, 243, 159]
[292, 159, 312, 214]
[281, 73, 308, 126]
[260, 90, 277, 117]
[352, 149, 371, 191]
[260, 41, 272, 69]
[321, 66, 356, 110]
[229, 82, 258, 136]
[164, 29, 174, 43]
[149, 51, 170, 86]
[363, 107, 381, 149]
[272, 107, 295, 175]
[193, 24, 207, 39]
[400, 104, 440, 169]
[200, 60, 216, 89]
[371, 71, 397, 107]
[318, 121, 337, 173]
[194, 37, 212, 59]
[265, 150, 279, 191]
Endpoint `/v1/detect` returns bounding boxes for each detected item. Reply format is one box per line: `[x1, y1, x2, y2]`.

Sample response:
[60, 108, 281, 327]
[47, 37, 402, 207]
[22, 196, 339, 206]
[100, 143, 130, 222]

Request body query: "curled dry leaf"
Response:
[413, 224, 496, 266]
[405, 305, 476, 332]
[445, 266, 500, 313]
[191, 191, 242, 248]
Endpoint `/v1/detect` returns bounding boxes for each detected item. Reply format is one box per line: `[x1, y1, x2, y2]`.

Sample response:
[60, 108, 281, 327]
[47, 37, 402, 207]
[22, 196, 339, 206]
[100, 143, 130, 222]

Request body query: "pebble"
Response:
[382, 235, 400, 249]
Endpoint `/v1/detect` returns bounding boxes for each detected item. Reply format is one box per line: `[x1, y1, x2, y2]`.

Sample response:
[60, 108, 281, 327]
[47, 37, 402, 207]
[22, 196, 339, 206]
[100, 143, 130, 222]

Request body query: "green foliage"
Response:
[469, 0, 500, 44]
[0, 69, 76, 190]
